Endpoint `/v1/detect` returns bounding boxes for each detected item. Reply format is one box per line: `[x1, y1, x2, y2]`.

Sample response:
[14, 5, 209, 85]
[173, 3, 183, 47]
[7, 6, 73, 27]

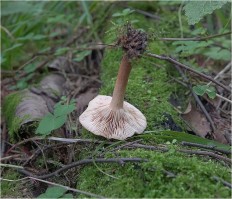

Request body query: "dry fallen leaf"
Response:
[15, 90, 51, 125]
[8, 74, 66, 127]
[182, 103, 211, 138]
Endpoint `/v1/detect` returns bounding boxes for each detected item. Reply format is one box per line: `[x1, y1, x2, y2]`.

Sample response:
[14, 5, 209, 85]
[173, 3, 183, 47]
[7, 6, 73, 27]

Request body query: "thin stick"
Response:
[178, 149, 231, 164]
[31, 140, 48, 170]
[1, 163, 23, 169]
[129, 144, 231, 164]
[216, 93, 232, 104]
[23, 143, 67, 166]
[0, 154, 21, 162]
[18, 158, 146, 179]
[181, 141, 231, 155]
[146, 53, 230, 92]
[28, 176, 105, 198]
[132, 8, 161, 20]
[207, 62, 231, 86]
[159, 31, 232, 41]
[5, 136, 43, 155]
[213, 176, 232, 189]
[0, 25, 15, 40]
[5, 137, 110, 155]
[1, 177, 29, 182]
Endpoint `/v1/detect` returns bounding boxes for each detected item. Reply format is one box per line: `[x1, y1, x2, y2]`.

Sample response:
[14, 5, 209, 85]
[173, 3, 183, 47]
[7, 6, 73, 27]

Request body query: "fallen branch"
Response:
[18, 157, 146, 179]
[145, 53, 230, 92]
[0, 154, 22, 162]
[181, 141, 231, 155]
[178, 149, 231, 164]
[1, 163, 24, 169]
[129, 144, 231, 164]
[159, 31, 232, 41]
[212, 176, 232, 189]
[5, 136, 111, 155]
[6, 137, 231, 167]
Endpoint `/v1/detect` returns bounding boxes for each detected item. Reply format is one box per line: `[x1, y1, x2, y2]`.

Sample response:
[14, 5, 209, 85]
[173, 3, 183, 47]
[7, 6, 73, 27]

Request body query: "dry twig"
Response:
[181, 141, 231, 155]
[213, 176, 232, 189]
[146, 53, 230, 92]
[18, 157, 146, 179]
[159, 31, 232, 41]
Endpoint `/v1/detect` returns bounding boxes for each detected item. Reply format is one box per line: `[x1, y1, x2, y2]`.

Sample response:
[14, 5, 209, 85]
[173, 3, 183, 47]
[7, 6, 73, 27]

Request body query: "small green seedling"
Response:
[37, 186, 73, 199]
[36, 96, 76, 136]
[193, 84, 216, 99]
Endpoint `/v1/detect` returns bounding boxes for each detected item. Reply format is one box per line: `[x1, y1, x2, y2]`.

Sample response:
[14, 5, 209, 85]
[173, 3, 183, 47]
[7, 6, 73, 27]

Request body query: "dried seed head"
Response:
[117, 23, 148, 59]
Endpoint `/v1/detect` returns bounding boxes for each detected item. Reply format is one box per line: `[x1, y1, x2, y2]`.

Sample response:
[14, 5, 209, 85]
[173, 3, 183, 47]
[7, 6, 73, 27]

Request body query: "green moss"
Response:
[77, 149, 231, 198]
[2, 92, 23, 140]
[1, 170, 23, 198]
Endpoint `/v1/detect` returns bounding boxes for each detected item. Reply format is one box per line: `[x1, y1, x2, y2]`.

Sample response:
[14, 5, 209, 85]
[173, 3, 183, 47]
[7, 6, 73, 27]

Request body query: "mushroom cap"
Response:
[79, 95, 147, 140]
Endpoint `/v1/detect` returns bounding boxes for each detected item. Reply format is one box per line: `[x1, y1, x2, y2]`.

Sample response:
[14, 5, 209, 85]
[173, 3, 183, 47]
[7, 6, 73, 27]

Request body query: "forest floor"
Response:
[1, 1, 231, 198]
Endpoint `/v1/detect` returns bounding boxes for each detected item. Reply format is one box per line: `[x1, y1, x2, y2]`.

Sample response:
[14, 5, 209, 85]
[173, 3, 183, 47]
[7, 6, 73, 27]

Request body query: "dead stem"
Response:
[145, 53, 230, 92]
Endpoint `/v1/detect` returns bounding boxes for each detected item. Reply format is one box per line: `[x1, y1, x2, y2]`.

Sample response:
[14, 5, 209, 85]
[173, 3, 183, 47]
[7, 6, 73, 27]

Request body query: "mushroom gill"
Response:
[79, 95, 146, 140]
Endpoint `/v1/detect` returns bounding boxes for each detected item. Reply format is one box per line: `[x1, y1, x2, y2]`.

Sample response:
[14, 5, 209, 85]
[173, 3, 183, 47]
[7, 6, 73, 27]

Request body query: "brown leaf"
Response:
[182, 104, 211, 137]
[48, 56, 72, 72]
[210, 110, 230, 144]
[39, 73, 66, 99]
[5, 74, 66, 129]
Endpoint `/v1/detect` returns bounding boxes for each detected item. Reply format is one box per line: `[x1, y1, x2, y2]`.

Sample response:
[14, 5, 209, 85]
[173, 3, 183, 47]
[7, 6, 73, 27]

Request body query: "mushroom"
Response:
[79, 24, 147, 140]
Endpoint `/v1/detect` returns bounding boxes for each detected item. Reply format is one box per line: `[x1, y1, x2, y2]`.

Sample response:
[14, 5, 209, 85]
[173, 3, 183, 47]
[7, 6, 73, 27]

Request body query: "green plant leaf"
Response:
[54, 103, 76, 117]
[17, 33, 47, 41]
[24, 63, 37, 73]
[36, 113, 67, 135]
[36, 98, 76, 136]
[183, 1, 228, 25]
[37, 186, 67, 198]
[55, 47, 70, 56]
[206, 87, 216, 99]
[203, 47, 231, 61]
[4, 43, 23, 53]
[60, 193, 73, 198]
[193, 85, 217, 99]
[193, 85, 208, 96]
[73, 50, 91, 62]
[16, 80, 28, 90]
[37, 193, 47, 199]
[173, 41, 213, 55]
[112, 8, 134, 17]
[1, 1, 45, 16]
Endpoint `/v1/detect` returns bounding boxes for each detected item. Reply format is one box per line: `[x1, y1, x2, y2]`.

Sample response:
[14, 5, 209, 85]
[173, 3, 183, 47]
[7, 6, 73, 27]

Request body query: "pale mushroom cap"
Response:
[79, 95, 147, 140]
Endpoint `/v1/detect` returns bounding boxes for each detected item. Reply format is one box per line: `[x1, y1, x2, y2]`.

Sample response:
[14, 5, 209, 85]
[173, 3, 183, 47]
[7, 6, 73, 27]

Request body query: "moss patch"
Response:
[1, 170, 24, 198]
[2, 92, 23, 140]
[77, 149, 231, 198]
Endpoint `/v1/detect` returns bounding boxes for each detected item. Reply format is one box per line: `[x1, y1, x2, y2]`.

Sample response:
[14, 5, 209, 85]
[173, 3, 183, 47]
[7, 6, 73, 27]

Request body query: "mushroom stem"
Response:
[110, 55, 132, 110]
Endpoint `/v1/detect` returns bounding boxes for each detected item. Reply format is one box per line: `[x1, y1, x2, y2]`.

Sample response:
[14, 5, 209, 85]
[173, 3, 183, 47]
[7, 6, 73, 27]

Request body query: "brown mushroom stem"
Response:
[110, 55, 132, 110]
